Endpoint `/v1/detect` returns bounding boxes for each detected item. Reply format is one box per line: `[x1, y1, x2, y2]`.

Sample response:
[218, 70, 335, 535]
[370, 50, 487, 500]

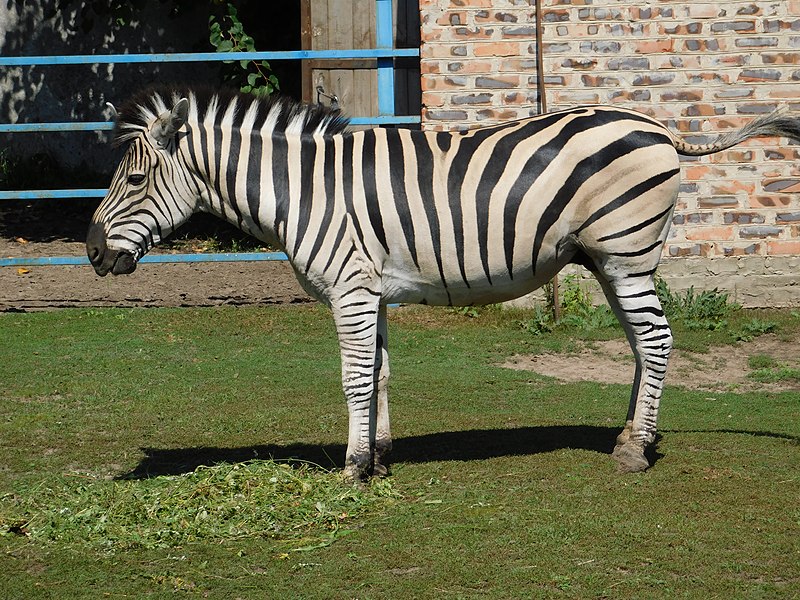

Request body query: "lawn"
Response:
[1, 304, 798, 599]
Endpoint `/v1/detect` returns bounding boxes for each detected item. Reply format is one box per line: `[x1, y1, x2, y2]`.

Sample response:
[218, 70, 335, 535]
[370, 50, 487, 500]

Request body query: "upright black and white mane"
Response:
[111, 86, 350, 146]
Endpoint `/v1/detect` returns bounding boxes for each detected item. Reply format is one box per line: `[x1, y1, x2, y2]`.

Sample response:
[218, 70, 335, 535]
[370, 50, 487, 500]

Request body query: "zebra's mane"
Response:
[112, 85, 350, 146]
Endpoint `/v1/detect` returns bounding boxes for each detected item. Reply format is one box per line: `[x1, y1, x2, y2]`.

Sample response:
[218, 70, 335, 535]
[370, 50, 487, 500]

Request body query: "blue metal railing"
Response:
[0, 48, 420, 67]
[0, 114, 419, 136]
[1, 3, 420, 267]
[3, 252, 289, 267]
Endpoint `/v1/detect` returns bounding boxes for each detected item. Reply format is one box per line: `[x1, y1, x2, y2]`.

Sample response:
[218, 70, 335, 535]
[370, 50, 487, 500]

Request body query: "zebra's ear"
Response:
[150, 97, 189, 148]
[105, 102, 118, 121]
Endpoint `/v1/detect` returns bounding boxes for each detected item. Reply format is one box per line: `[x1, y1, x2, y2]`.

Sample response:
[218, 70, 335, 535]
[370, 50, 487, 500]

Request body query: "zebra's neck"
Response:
[182, 119, 337, 258]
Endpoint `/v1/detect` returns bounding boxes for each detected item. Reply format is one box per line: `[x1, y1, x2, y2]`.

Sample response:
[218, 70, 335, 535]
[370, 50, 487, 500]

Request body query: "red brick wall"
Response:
[419, 0, 800, 261]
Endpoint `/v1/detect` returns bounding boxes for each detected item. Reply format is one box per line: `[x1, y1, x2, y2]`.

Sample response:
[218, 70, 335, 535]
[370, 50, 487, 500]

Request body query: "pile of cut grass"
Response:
[0, 460, 396, 553]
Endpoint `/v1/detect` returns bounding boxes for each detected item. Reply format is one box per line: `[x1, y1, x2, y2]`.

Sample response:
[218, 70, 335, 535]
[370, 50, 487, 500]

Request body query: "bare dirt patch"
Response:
[502, 335, 800, 393]
[1, 259, 313, 311]
[1, 199, 312, 310]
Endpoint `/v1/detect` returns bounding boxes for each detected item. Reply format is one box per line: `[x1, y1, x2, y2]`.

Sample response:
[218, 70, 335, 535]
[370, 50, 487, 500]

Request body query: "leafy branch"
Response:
[209, 2, 279, 96]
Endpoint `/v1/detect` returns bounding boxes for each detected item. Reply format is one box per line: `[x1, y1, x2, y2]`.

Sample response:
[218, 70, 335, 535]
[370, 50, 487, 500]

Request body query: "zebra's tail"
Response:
[672, 106, 800, 156]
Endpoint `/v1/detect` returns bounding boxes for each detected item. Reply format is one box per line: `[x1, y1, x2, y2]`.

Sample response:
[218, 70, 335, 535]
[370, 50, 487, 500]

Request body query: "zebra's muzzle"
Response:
[86, 223, 138, 277]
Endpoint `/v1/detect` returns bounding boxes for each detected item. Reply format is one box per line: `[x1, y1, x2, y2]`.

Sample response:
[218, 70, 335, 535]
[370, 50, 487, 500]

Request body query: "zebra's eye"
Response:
[127, 173, 146, 186]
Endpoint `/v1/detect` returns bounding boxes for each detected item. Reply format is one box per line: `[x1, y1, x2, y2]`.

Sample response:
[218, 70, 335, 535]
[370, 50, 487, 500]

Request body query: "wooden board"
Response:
[301, 0, 420, 126]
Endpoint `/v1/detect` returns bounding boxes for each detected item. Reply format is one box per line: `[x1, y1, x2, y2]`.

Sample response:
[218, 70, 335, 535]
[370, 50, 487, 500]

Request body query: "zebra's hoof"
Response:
[612, 443, 650, 473]
[343, 454, 371, 484]
[372, 461, 390, 478]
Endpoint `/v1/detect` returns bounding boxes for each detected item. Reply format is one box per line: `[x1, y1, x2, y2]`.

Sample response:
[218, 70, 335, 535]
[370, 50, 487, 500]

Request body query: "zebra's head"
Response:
[87, 92, 194, 276]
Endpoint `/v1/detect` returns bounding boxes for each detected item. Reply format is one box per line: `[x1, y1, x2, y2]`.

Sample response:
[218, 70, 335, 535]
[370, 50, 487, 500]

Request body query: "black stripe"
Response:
[617, 289, 657, 299]
[624, 306, 665, 317]
[341, 134, 372, 263]
[387, 131, 419, 269]
[245, 128, 264, 233]
[412, 132, 448, 295]
[448, 129, 497, 285]
[152, 168, 181, 229]
[107, 195, 150, 223]
[609, 239, 664, 257]
[271, 135, 290, 246]
[183, 125, 207, 194]
[305, 138, 336, 273]
[625, 267, 658, 279]
[436, 132, 451, 153]
[323, 218, 348, 275]
[338, 286, 382, 299]
[362, 130, 389, 254]
[333, 245, 356, 287]
[224, 121, 244, 228]
[211, 115, 226, 213]
[198, 121, 212, 201]
[293, 137, 316, 256]
[646, 333, 673, 342]
[597, 205, 673, 242]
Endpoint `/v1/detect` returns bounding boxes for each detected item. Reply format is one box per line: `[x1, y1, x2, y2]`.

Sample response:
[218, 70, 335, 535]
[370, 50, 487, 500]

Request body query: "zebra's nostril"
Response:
[86, 222, 107, 267]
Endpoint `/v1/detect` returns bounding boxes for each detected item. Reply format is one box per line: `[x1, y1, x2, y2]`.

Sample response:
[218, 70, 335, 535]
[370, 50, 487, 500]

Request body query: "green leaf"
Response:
[209, 22, 222, 46]
[217, 39, 233, 53]
[247, 72, 259, 86]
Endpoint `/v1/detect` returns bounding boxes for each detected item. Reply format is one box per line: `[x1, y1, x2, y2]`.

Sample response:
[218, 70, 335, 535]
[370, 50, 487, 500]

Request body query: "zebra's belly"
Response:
[380, 266, 561, 307]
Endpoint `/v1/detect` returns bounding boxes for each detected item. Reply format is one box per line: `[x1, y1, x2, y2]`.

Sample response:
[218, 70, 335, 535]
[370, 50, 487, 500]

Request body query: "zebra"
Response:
[86, 86, 800, 481]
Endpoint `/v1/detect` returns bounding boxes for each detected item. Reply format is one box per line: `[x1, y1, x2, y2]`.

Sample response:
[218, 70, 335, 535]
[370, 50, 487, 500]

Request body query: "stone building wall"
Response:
[418, 0, 800, 306]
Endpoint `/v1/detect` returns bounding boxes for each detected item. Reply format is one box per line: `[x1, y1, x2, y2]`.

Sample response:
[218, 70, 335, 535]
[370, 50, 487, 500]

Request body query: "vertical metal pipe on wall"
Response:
[535, 0, 548, 115]
[376, 0, 395, 117]
[534, 0, 560, 319]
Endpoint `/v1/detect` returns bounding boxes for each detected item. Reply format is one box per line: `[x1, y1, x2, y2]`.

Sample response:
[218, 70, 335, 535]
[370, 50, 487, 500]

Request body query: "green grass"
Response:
[746, 352, 800, 384]
[1, 305, 799, 599]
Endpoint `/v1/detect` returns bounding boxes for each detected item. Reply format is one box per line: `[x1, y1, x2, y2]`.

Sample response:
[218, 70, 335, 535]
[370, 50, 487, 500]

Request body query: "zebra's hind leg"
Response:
[595, 270, 673, 473]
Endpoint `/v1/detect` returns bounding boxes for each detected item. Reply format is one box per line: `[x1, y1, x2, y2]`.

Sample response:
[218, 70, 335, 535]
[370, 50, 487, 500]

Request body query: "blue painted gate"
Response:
[0, 0, 419, 268]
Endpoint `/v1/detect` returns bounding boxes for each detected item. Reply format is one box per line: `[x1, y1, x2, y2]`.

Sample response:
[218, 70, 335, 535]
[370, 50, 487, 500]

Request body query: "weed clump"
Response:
[655, 277, 739, 331]
[521, 274, 618, 335]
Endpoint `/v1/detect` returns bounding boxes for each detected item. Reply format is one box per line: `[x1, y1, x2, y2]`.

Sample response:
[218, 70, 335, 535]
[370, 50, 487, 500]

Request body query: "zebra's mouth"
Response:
[109, 251, 138, 276]
[86, 223, 138, 276]
[90, 250, 137, 277]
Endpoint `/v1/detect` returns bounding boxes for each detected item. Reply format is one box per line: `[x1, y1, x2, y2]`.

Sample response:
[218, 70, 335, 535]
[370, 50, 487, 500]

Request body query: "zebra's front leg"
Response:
[333, 295, 382, 483]
[599, 275, 673, 473]
[373, 304, 392, 477]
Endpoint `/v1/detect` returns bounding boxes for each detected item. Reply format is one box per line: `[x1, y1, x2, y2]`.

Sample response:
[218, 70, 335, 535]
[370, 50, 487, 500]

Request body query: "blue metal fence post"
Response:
[375, 0, 395, 118]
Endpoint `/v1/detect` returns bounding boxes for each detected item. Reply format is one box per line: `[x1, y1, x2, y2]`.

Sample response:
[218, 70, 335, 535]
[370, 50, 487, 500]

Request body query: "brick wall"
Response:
[418, 0, 800, 301]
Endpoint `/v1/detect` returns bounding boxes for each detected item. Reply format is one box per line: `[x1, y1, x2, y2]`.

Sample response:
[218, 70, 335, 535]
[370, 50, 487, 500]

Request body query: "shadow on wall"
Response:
[1, 1, 302, 175]
[0, 2, 212, 170]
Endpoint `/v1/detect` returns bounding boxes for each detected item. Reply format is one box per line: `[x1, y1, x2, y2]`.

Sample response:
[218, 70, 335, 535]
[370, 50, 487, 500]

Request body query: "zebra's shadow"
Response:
[117, 425, 662, 480]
